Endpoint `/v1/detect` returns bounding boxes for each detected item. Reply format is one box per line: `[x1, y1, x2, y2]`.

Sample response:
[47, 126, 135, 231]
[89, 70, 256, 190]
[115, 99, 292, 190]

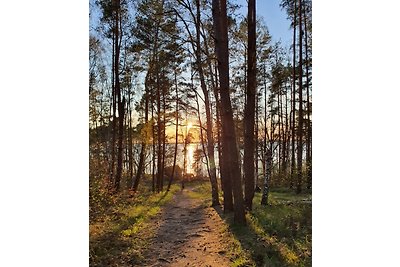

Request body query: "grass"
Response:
[215, 187, 312, 267]
[186, 181, 213, 206]
[90, 180, 311, 267]
[89, 183, 181, 266]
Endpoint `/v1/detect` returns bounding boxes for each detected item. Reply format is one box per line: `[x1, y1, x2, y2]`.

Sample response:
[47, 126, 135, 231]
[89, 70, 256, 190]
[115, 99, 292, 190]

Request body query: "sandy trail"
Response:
[143, 188, 231, 267]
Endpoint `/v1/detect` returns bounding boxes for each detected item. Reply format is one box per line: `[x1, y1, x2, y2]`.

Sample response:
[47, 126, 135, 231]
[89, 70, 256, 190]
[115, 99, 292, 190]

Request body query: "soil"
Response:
[142, 188, 232, 267]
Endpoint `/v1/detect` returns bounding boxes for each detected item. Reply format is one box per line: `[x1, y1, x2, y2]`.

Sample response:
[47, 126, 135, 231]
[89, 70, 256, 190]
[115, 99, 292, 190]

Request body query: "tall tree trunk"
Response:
[128, 88, 134, 189]
[132, 75, 149, 192]
[167, 69, 179, 191]
[290, 0, 297, 190]
[202, 23, 225, 194]
[212, 0, 246, 224]
[182, 114, 188, 190]
[195, 93, 211, 179]
[161, 81, 167, 191]
[243, 0, 256, 210]
[284, 82, 290, 185]
[304, 3, 311, 190]
[296, 0, 303, 194]
[279, 86, 286, 183]
[255, 88, 259, 189]
[114, 0, 124, 192]
[279, 82, 286, 185]
[213, 49, 232, 211]
[115, 97, 125, 191]
[151, 92, 156, 192]
[195, 0, 219, 206]
[109, 25, 117, 191]
[277, 86, 282, 179]
[263, 62, 268, 187]
[156, 66, 162, 193]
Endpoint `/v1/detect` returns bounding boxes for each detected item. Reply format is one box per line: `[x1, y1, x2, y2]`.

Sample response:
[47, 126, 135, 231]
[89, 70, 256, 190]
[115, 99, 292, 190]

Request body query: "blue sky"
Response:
[90, 0, 292, 49]
[235, 0, 292, 48]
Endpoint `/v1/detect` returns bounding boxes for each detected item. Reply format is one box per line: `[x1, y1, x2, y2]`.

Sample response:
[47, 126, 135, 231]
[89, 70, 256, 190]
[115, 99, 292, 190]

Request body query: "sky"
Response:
[90, 0, 292, 49]
[235, 0, 292, 48]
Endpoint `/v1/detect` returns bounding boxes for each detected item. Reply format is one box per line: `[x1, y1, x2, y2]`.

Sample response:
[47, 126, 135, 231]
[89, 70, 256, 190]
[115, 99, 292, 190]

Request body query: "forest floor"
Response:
[90, 181, 311, 267]
[142, 186, 233, 267]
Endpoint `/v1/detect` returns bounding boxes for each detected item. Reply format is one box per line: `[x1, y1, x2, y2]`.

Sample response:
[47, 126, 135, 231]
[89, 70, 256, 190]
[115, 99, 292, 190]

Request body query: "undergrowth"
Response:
[217, 187, 312, 267]
[89, 183, 180, 266]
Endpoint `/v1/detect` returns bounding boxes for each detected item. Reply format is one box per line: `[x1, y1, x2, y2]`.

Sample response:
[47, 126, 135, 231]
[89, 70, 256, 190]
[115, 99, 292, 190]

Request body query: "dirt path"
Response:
[142, 188, 231, 267]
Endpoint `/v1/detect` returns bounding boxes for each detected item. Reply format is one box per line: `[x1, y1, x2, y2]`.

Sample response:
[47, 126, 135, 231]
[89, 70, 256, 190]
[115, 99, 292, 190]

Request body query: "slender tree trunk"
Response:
[156, 67, 162, 193]
[109, 27, 116, 191]
[243, 0, 256, 210]
[283, 82, 289, 184]
[296, 0, 303, 194]
[255, 88, 259, 189]
[261, 79, 273, 205]
[194, 0, 219, 206]
[182, 117, 188, 190]
[277, 86, 282, 178]
[290, 0, 297, 190]
[115, 97, 125, 191]
[202, 23, 224, 192]
[261, 146, 272, 205]
[212, 0, 245, 224]
[263, 62, 268, 186]
[114, 0, 124, 192]
[304, 3, 311, 190]
[151, 92, 156, 192]
[161, 81, 166, 191]
[279, 82, 286, 185]
[195, 93, 211, 179]
[167, 69, 179, 191]
[149, 23, 160, 194]
[128, 88, 134, 189]
[132, 76, 149, 192]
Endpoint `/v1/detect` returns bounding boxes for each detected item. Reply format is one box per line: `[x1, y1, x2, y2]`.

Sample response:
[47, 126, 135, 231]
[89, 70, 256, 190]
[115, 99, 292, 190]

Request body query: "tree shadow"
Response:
[213, 202, 311, 267]
[140, 189, 211, 266]
[89, 190, 173, 266]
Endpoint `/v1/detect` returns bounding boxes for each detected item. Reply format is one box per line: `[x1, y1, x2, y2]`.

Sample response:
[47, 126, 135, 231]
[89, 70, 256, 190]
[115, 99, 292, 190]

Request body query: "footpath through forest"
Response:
[90, 182, 311, 266]
[142, 187, 232, 267]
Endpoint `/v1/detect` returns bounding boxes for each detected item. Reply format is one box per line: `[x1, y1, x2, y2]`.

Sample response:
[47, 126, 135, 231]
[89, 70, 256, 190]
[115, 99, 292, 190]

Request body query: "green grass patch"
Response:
[185, 181, 213, 206]
[248, 191, 311, 266]
[89, 183, 181, 266]
[216, 188, 311, 267]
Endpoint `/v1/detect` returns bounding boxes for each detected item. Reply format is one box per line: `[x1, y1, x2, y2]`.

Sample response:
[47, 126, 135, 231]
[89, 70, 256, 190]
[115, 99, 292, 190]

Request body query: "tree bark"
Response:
[255, 86, 259, 189]
[167, 69, 179, 191]
[132, 74, 149, 192]
[114, 0, 124, 192]
[296, 0, 303, 194]
[127, 86, 134, 189]
[151, 89, 156, 192]
[243, 0, 256, 210]
[195, 0, 220, 206]
[290, 0, 297, 190]
[303, 2, 312, 190]
[156, 67, 162, 193]
[212, 0, 246, 224]
[161, 79, 167, 191]
[109, 27, 117, 191]
[261, 147, 272, 205]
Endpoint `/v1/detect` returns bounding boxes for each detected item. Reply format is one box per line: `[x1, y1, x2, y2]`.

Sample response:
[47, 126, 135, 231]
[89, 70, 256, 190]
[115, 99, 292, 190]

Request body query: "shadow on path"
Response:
[143, 189, 231, 267]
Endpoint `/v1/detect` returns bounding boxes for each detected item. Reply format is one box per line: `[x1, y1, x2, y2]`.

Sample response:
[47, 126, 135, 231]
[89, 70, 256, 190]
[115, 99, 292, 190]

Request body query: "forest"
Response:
[89, 0, 312, 266]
